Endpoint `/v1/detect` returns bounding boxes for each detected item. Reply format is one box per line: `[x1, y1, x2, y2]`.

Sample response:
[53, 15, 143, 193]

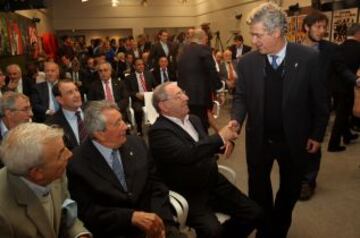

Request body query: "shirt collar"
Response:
[267, 41, 287, 64]
[163, 114, 190, 125]
[21, 177, 51, 198]
[62, 108, 82, 120]
[92, 140, 114, 166]
[0, 120, 8, 138]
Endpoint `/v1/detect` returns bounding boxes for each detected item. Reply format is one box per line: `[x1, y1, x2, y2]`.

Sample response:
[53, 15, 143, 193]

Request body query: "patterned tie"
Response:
[270, 55, 279, 70]
[75, 111, 87, 144]
[140, 73, 148, 92]
[112, 150, 128, 191]
[162, 68, 169, 83]
[104, 80, 114, 102]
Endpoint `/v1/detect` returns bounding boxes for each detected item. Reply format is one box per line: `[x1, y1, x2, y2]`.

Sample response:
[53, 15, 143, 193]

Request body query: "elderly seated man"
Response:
[66, 100, 186, 238]
[0, 123, 90, 238]
[148, 82, 263, 238]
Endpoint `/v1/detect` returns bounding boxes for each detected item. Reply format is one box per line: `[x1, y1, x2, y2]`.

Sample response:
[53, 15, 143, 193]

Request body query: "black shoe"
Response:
[299, 183, 315, 201]
[327, 145, 346, 152]
[343, 134, 359, 145]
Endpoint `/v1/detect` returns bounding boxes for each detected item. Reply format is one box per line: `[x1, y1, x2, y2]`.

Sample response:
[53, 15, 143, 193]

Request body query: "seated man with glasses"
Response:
[149, 82, 263, 238]
[0, 92, 33, 168]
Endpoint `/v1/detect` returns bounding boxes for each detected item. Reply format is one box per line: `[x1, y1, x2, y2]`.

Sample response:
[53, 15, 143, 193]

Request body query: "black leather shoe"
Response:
[328, 145, 346, 152]
[299, 183, 315, 201]
[343, 134, 359, 145]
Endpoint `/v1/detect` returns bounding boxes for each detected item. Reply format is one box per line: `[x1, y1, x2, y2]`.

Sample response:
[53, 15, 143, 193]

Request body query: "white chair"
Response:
[142, 91, 159, 125]
[168, 165, 236, 235]
[127, 97, 136, 130]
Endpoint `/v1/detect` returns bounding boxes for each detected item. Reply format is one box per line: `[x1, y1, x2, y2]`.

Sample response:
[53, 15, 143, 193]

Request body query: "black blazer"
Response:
[45, 109, 79, 151]
[229, 44, 252, 60]
[87, 78, 129, 115]
[149, 41, 176, 68]
[124, 71, 157, 110]
[152, 66, 177, 86]
[177, 42, 222, 108]
[31, 81, 50, 122]
[67, 136, 173, 238]
[231, 42, 329, 166]
[148, 115, 222, 201]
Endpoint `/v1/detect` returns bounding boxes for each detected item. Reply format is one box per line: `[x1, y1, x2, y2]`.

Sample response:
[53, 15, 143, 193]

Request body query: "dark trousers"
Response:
[188, 105, 209, 133]
[187, 174, 263, 238]
[328, 92, 353, 147]
[132, 101, 144, 135]
[248, 140, 303, 238]
[302, 150, 321, 187]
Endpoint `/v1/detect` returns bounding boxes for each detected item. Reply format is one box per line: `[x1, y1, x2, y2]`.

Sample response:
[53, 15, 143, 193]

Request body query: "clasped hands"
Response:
[219, 120, 241, 159]
[132, 211, 166, 238]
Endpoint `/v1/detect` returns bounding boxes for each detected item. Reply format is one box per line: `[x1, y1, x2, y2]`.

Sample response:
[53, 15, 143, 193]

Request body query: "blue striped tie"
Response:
[112, 150, 128, 191]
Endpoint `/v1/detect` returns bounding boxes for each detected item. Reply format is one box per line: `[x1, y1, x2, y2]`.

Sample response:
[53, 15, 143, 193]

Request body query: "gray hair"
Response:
[0, 123, 64, 176]
[347, 23, 360, 36]
[0, 92, 29, 118]
[84, 100, 119, 137]
[152, 82, 175, 113]
[190, 28, 207, 44]
[247, 2, 288, 36]
[6, 64, 22, 74]
[97, 61, 112, 71]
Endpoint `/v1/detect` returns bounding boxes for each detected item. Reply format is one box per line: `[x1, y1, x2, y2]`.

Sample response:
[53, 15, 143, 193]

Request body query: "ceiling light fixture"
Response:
[81, 0, 88, 2]
[141, 0, 148, 6]
[112, 0, 119, 7]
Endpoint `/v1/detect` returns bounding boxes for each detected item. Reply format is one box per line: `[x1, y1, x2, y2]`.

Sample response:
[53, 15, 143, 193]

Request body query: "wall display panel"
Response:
[286, 15, 306, 43]
[0, 12, 36, 57]
[323, 11, 333, 41]
[331, 8, 358, 44]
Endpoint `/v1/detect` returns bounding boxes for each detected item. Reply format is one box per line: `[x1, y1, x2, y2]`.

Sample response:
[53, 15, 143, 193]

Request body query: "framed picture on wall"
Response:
[0, 14, 11, 56]
[331, 8, 358, 44]
[323, 11, 333, 41]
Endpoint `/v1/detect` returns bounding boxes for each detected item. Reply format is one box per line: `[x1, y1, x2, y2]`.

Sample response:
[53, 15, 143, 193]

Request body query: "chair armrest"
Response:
[169, 190, 189, 231]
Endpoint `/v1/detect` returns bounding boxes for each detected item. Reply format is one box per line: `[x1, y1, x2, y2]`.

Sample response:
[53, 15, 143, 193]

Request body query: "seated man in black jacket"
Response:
[148, 82, 262, 238]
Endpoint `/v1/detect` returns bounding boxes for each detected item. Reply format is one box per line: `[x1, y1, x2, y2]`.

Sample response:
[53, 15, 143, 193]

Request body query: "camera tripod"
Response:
[214, 32, 224, 52]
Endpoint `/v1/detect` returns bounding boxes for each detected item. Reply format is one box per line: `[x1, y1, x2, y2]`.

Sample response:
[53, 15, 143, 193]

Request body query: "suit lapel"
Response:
[119, 143, 135, 190]
[160, 116, 197, 142]
[50, 179, 62, 236]
[59, 110, 79, 147]
[86, 140, 125, 191]
[97, 80, 105, 99]
[9, 173, 56, 238]
[282, 43, 299, 106]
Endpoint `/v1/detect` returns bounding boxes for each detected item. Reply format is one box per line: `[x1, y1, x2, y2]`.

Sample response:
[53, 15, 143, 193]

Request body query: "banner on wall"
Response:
[331, 8, 359, 44]
[286, 15, 306, 44]
[0, 12, 37, 57]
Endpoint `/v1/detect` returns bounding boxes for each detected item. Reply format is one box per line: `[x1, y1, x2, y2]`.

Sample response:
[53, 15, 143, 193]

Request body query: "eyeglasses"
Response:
[12, 106, 33, 113]
[162, 90, 187, 101]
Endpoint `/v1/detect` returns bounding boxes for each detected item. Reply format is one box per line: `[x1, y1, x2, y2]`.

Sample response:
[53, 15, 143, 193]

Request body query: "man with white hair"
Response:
[230, 3, 329, 237]
[0, 123, 90, 238]
[0, 92, 33, 168]
[5, 64, 33, 97]
[177, 28, 223, 131]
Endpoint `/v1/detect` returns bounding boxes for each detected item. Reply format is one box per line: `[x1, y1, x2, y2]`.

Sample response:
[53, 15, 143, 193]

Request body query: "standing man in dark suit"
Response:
[219, 49, 238, 90]
[31, 62, 60, 122]
[87, 62, 129, 116]
[230, 3, 329, 238]
[67, 100, 185, 238]
[178, 28, 223, 131]
[125, 58, 157, 135]
[149, 82, 262, 238]
[46, 79, 86, 151]
[149, 29, 176, 69]
[0, 123, 90, 238]
[152, 56, 177, 86]
[4, 64, 33, 97]
[228, 34, 251, 63]
[79, 57, 98, 96]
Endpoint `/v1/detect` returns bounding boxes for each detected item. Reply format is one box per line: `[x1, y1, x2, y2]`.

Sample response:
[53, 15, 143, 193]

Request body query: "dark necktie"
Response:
[270, 55, 279, 70]
[162, 68, 169, 83]
[75, 111, 87, 144]
[112, 150, 128, 191]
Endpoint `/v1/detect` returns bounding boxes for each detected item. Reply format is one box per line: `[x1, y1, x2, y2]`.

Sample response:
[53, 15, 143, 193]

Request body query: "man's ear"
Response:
[28, 167, 44, 184]
[158, 101, 168, 114]
[304, 24, 310, 33]
[93, 131, 105, 142]
[55, 96, 63, 105]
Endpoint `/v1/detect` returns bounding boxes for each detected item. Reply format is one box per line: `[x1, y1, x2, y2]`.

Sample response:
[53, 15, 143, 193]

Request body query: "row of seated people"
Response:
[0, 56, 176, 137]
[0, 81, 263, 238]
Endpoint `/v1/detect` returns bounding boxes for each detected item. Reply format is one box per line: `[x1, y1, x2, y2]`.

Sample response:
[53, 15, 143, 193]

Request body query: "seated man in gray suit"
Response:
[0, 123, 90, 238]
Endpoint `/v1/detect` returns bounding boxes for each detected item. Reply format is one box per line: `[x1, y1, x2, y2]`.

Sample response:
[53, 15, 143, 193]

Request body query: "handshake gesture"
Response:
[218, 120, 241, 158]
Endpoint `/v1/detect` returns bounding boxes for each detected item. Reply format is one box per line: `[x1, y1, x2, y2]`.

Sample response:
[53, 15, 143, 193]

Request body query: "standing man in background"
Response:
[230, 3, 329, 237]
[178, 28, 223, 131]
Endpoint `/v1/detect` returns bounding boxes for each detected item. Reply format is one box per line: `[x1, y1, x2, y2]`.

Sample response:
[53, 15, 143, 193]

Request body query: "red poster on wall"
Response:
[7, 18, 24, 55]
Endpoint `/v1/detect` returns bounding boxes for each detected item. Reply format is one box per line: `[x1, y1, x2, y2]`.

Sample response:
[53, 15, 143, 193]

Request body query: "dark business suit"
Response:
[152, 66, 177, 86]
[45, 109, 79, 151]
[87, 78, 129, 116]
[67, 136, 175, 238]
[177, 42, 222, 131]
[31, 81, 51, 122]
[229, 44, 252, 61]
[231, 42, 329, 238]
[149, 115, 262, 238]
[125, 71, 157, 134]
[327, 39, 360, 149]
[149, 41, 176, 69]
